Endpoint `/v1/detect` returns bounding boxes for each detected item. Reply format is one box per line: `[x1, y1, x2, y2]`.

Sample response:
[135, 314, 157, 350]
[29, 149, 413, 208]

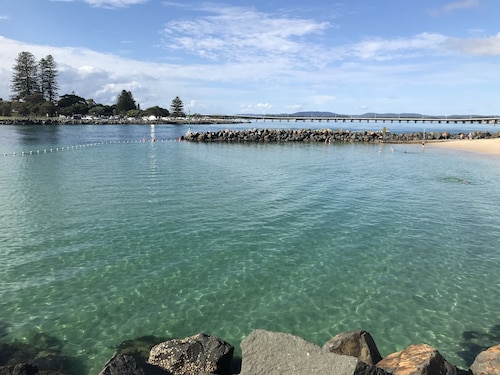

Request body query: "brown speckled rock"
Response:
[376, 343, 459, 375]
[471, 344, 500, 375]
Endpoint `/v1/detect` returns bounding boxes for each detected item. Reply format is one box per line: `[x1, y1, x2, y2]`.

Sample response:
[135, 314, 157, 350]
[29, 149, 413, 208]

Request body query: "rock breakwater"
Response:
[1, 329, 499, 374]
[183, 128, 500, 143]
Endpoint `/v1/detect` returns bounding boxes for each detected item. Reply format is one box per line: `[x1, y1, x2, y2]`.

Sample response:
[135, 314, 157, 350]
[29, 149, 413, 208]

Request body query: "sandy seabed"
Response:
[430, 138, 500, 155]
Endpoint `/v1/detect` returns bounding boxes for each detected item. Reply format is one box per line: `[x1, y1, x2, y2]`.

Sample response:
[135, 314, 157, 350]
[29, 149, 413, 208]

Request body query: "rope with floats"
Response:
[2, 137, 183, 157]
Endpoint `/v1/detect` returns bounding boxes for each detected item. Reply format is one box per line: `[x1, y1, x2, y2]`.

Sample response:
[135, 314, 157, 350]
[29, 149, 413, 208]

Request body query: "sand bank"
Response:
[430, 138, 500, 155]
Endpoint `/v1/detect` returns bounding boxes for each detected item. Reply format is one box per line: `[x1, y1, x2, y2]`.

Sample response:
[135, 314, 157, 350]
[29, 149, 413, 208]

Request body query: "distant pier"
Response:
[233, 115, 499, 125]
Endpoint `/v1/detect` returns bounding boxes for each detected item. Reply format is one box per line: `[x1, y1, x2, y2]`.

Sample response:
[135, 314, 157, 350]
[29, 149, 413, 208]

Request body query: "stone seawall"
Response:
[184, 128, 500, 143]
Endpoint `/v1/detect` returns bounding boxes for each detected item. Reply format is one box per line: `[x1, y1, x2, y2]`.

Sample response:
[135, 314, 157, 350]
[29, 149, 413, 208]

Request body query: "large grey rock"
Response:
[239, 329, 389, 375]
[323, 330, 382, 365]
[148, 333, 233, 375]
[376, 343, 460, 375]
[470, 344, 500, 375]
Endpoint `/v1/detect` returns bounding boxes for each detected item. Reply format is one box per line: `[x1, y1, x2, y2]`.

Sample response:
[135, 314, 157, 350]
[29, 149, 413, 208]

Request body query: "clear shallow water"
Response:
[0, 123, 499, 374]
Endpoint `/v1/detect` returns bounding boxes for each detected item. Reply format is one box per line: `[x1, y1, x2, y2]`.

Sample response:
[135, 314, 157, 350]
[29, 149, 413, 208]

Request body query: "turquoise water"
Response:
[0, 124, 499, 374]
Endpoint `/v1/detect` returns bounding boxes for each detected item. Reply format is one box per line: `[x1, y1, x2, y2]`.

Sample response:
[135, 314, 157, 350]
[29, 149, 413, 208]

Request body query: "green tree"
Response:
[89, 104, 113, 117]
[144, 105, 169, 117]
[170, 96, 185, 117]
[115, 90, 136, 114]
[11, 51, 39, 101]
[38, 101, 56, 117]
[0, 100, 12, 117]
[57, 93, 89, 116]
[39, 55, 59, 102]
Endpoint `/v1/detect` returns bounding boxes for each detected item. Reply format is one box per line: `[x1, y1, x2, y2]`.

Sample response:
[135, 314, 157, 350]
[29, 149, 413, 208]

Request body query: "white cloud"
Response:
[443, 0, 479, 12]
[430, 0, 479, 16]
[238, 103, 273, 113]
[346, 33, 449, 61]
[450, 32, 500, 56]
[256, 103, 272, 109]
[0, 15, 10, 20]
[161, 5, 330, 65]
[83, 0, 148, 8]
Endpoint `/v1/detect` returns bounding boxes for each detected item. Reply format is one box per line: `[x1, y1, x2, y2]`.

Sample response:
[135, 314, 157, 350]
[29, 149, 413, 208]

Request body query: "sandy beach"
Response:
[430, 137, 500, 155]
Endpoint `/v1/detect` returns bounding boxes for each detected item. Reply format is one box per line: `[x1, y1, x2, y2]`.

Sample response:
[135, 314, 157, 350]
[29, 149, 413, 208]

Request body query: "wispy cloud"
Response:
[83, 0, 148, 8]
[344, 33, 449, 61]
[161, 4, 330, 65]
[0, 14, 10, 20]
[450, 32, 500, 56]
[430, 0, 479, 16]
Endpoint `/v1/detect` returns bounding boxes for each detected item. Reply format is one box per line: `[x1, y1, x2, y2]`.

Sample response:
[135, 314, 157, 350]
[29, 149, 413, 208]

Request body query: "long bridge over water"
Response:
[231, 115, 499, 125]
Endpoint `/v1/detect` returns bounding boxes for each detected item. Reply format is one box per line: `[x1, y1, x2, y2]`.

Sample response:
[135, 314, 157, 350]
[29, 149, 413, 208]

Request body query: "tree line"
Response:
[0, 51, 186, 119]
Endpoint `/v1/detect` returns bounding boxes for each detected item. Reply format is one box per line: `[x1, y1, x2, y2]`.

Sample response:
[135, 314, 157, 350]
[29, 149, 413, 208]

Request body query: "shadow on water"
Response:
[115, 335, 169, 360]
[15, 124, 60, 146]
[458, 323, 500, 366]
[0, 324, 87, 375]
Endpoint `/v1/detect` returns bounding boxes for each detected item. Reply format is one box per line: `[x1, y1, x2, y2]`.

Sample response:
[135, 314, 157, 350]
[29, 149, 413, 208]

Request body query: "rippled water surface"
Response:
[1, 123, 499, 374]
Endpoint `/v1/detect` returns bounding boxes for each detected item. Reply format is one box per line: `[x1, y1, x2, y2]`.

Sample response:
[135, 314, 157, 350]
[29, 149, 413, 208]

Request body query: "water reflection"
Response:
[15, 124, 60, 146]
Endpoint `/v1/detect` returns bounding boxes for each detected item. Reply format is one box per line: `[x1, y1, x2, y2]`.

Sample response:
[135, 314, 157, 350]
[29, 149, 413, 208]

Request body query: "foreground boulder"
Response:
[376, 343, 464, 375]
[99, 353, 169, 375]
[147, 333, 233, 375]
[240, 329, 389, 375]
[323, 330, 382, 365]
[471, 344, 500, 375]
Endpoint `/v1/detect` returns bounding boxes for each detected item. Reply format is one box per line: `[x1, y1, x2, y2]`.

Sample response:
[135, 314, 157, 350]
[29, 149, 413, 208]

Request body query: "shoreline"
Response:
[429, 138, 500, 155]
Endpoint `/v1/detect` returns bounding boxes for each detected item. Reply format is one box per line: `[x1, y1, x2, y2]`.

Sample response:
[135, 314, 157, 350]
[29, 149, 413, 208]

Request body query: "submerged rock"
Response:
[0, 363, 39, 375]
[116, 336, 167, 361]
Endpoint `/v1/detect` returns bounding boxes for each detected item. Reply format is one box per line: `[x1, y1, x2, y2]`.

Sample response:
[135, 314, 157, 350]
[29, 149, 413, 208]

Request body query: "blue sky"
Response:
[1, 0, 499, 115]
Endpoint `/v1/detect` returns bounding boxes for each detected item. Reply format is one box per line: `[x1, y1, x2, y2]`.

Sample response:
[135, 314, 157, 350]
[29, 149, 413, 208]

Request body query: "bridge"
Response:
[231, 115, 499, 125]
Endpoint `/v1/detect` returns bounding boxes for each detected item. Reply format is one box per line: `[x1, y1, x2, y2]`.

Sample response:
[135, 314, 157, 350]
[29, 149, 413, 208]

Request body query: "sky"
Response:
[1, 0, 499, 115]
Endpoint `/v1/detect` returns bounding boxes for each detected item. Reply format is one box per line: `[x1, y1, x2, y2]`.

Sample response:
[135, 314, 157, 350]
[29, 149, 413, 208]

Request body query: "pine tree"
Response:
[115, 90, 137, 114]
[11, 51, 39, 101]
[170, 96, 185, 117]
[39, 55, 59, 102]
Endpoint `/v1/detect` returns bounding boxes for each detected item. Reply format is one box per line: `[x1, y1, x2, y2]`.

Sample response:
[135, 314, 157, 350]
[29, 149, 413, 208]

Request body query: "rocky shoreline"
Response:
[0, 118, 249, 126]
[1, 329, 499, 375]
[183, 128, 500, 143]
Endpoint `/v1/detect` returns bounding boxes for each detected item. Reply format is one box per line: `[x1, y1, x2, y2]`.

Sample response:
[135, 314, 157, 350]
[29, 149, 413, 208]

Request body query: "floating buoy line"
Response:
[2, 137, 182, 157]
